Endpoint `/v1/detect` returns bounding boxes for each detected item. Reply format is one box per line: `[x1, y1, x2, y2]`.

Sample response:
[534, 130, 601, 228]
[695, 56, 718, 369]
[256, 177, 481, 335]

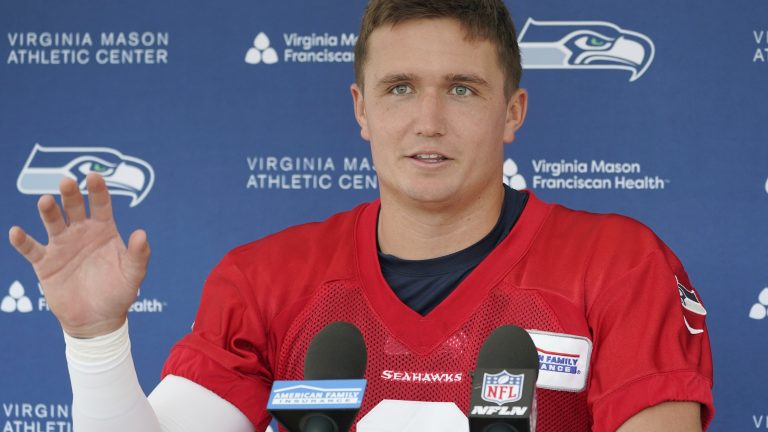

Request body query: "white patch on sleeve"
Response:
[527, 330, 592, 392]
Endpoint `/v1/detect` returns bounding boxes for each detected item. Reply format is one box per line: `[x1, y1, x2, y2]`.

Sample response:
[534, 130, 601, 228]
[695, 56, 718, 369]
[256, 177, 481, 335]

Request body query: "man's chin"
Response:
[381, 179, 504, 211]
[385, 184, 464, 208]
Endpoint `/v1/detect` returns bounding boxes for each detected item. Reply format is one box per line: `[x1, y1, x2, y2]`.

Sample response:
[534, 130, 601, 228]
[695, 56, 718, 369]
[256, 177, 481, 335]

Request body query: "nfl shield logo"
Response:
[481, 370, 524, 405]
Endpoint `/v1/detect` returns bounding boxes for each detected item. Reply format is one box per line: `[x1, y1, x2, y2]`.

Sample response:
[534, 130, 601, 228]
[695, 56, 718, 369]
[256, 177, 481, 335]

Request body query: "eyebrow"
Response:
[376, 73, 417, 89]
[374, 72, 490, 89]
[446, 73, 489, 88]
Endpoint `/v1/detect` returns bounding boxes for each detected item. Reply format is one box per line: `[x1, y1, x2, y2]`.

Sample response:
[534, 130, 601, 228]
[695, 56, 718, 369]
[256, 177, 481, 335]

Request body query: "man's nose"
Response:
[414, 91, 446, 137]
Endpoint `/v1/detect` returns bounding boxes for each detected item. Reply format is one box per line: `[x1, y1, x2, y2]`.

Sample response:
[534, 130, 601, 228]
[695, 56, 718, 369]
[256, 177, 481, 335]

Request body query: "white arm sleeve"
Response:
[64, 320, 257, 432]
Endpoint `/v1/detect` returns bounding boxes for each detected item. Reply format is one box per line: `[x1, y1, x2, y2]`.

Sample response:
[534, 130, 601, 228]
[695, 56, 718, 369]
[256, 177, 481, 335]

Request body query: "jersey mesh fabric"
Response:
[275, 280, 590, 432]
[161, 193, 713, 431]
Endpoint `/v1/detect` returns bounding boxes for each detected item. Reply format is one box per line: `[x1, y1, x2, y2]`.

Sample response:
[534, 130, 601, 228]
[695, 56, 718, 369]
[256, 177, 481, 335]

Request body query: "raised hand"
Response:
[8, 173, 150, 338]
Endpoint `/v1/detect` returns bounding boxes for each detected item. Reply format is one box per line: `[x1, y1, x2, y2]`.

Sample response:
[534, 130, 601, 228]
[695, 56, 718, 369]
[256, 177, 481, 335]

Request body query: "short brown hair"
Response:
[354, 0, 522, 98]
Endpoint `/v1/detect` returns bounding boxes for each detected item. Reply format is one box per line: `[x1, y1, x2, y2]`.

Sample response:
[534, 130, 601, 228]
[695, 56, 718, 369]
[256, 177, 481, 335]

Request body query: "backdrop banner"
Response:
[1, 1, 767, 431]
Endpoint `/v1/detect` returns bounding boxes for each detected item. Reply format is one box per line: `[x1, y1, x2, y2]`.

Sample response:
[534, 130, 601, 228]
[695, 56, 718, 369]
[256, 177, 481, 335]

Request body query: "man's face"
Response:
[352, 18, 527, 208]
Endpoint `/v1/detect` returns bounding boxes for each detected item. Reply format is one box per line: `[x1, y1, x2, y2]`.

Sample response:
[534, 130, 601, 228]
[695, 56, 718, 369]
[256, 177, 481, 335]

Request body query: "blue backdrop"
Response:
[1, 1, 767, 430]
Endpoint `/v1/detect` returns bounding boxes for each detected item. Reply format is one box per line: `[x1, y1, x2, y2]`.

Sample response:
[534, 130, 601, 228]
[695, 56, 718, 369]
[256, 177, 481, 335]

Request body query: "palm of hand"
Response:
[9, 174, 150, 338]
[40, 220, 138, 334]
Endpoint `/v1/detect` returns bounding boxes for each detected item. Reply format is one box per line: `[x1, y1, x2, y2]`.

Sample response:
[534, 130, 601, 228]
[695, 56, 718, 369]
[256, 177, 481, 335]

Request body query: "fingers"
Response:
[124, 229, 151, 284]
[86, 173, 114, 222]
[38, 195, 66, 238]
[8, 226, 45, 264]
[60, 177, 86, 224]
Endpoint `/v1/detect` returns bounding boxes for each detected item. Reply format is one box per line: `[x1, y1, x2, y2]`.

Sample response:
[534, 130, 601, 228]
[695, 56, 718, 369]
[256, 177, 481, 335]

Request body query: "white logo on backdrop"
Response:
[518, 19, 655, 82]
[17, 144, 155, 207]
[1, 280, 166, 314]
[503, 159, 527, 190]
[244, 30, 357, 64]
[1, 281, 33, 313]
[245, 33, 279, 65]
[749, 288, 768, 320]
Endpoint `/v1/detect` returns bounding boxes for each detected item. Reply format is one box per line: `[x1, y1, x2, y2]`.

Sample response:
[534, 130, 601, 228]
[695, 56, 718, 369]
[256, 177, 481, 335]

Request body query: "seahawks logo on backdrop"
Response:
[17, 144, 155, 207]
[519, 18, 655, 82]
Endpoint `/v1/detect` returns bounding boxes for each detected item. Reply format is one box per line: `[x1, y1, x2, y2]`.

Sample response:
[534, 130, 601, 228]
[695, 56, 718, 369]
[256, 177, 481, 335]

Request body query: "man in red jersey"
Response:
[8, 1, 713, 431]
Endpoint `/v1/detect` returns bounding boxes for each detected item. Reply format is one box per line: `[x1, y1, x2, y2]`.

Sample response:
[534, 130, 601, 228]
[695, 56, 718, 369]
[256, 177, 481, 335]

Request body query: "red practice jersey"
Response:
[162, 192, 714, 431]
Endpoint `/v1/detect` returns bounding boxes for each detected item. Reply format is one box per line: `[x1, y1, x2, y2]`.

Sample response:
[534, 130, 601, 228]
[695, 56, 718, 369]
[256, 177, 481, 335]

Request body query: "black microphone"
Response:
[304, 321, 367, 380]
[267, 322, 368, 432]
[468, 325, 539, 432]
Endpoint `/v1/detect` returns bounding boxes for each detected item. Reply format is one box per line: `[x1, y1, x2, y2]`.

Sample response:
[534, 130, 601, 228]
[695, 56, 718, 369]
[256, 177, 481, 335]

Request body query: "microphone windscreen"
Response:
[304, 321, 367, 380]
[476, 325, 539, 372]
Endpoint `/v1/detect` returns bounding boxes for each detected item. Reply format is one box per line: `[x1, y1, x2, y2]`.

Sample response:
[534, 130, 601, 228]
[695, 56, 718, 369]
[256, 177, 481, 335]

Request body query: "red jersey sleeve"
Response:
[585, 225, 714, 431]
[161, 252, 273, 431]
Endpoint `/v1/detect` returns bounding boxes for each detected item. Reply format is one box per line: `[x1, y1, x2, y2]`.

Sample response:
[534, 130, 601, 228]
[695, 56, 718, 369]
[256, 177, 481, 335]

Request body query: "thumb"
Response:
[123, 229, 150, 286]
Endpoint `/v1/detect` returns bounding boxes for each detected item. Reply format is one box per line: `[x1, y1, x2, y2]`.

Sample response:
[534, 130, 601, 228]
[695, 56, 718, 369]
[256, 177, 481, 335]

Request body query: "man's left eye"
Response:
[450, 86, 473, 96]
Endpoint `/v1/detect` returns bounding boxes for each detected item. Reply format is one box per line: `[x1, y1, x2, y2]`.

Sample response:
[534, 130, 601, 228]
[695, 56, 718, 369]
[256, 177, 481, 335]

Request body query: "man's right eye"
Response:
[391, 84, 412, 95]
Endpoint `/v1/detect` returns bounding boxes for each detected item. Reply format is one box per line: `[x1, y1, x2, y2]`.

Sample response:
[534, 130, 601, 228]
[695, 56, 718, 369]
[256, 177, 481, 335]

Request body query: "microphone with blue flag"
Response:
[267, 322, 368, 432]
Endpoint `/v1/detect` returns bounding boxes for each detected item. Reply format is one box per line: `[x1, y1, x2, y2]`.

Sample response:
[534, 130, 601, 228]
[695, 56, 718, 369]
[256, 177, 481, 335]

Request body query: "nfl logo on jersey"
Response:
[481, 371, 524, 405]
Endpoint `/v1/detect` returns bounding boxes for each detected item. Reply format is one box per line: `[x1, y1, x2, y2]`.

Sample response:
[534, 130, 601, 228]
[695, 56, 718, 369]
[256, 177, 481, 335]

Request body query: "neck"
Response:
[377, 185, 505, 260]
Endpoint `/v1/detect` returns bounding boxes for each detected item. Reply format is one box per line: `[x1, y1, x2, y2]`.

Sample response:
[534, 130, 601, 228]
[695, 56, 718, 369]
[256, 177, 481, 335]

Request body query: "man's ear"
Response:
[503, 88, 528, 144]
[351, 83, 371, 141]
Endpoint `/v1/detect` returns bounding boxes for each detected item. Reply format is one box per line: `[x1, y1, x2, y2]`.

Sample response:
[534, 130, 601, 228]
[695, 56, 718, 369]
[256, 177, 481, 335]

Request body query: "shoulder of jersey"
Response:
[226, 202, 368, 276]
[545, 204, 668, 262]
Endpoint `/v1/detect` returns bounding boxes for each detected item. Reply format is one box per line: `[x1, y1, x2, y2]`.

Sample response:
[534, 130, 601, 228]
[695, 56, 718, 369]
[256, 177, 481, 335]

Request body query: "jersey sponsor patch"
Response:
[527, 330, 592, 392]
